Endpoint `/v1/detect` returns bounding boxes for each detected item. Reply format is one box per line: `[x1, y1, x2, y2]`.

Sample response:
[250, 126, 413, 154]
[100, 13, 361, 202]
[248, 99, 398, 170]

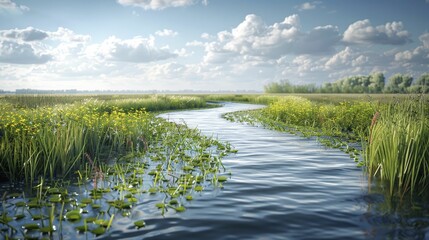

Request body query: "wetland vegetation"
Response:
[0, 95, 234, 239]
[0, 93, 428, 239]
[217, 93, 429, 199]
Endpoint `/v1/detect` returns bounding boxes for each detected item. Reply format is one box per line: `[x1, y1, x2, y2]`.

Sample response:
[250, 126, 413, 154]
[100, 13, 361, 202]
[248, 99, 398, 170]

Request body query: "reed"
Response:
[365, 97, 429, 197]
[0, 95, 208, 184]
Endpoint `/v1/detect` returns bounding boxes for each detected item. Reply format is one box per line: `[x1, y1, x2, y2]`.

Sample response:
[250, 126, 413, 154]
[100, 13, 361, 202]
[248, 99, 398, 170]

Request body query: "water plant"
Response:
[0, 94, 235, 239]
[364, 97, 429, 197]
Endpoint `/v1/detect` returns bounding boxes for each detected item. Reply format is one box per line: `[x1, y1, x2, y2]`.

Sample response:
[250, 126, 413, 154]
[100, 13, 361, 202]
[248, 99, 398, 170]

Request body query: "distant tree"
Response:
[369, 72, 385, 93]
[264, 80, 281, 93]
[409, 73, 429, 93]
[264, 80, 316, 93]
[264, 80, 291, 93]
[385, 74, 413, 93]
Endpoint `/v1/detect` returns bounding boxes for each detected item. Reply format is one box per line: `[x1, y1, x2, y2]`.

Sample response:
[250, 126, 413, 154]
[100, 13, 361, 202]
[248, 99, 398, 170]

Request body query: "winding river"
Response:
[106, 102, 429, 239]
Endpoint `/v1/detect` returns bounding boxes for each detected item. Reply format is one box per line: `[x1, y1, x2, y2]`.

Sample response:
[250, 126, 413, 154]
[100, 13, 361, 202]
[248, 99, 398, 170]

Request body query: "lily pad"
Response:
[175, 206, 186, 212]
[32, 214, 46, 220]
[15, 214, 26, 220]
[39, 226, 55, 233]
[148, 187, 157, 194]
[134, 220, 146, 228]
[155, 203, 165, 209]
[23, 223, 39, 230]
[94, 219, 109, 227]
[65, 210, 82, 221]
[91, 227, 106, 236]
[49, 195, 62, 203]
[217, 176, 228, 182]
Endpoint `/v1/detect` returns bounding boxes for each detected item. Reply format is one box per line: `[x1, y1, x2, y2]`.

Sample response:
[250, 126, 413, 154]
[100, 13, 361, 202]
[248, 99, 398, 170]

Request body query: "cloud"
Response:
[88, 36, 177, 63]
[343, 19, 411, 45]
[0, 27, 48, 41]
[420, 32, 429, 48]
[394, 33, 429, 64]
[0, 40, 52, 64]
[155, 29, 178, 37]
[325, 47, 370, 69]
[49, 27, 91, 42]
[296, 1, 321, 11]
[202, 14, 341, 64]
[117, 0, 198, 10]
[0, 27, 90, 43]
[186, 40, 204, 47]
[0, 0, 29, 13]
[0, 27, 90, 65]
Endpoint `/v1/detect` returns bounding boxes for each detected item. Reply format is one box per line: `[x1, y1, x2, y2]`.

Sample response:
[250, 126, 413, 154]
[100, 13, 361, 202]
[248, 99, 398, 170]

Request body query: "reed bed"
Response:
[365, 97, 429, 197]
[0, 95, 208, 184]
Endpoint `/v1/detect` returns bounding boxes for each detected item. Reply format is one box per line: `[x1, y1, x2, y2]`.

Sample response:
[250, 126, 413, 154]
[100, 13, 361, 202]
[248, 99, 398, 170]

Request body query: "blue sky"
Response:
[1, 0, 428, 91]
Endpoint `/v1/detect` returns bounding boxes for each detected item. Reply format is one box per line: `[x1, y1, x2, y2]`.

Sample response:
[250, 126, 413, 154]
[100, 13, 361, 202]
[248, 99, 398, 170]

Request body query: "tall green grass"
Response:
[365, 97, 429, 197]
[0, 95, 208, 185]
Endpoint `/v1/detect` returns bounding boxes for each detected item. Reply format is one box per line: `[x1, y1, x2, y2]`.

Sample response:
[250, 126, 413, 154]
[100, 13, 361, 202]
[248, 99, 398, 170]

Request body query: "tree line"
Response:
[264, 73, 429, 94]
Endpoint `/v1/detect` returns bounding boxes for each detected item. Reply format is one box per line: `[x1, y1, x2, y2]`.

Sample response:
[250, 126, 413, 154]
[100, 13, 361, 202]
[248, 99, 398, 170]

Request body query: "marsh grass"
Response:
[365, 97, 429, 197]
[0, 95, 209, 184]
[225, 94, 429, 198]
[0, 95, 234, 239]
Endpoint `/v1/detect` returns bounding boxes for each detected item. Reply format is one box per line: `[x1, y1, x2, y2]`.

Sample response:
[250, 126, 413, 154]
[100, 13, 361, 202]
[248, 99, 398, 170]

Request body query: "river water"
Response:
[108, 102, 428, 239]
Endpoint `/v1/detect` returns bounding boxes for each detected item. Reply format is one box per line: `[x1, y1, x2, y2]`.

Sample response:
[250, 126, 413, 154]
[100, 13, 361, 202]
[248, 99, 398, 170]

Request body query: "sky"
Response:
[0, 0, 429, 91]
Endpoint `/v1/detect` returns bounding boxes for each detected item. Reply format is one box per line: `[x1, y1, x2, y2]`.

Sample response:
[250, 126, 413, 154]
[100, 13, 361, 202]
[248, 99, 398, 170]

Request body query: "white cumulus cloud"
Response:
[325, 47, 370, 69]
[394, 33, 429, 64]
[0, 27, 48, 41]
[117, 0, 198, 10]
[87, 36, 177, 63]
[296, 1, 321, 11]
[0, 40, 52, 64]
[202, 14, 340, 64]
[49, 27, 91, 42]
[343, 19, 411, 45]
